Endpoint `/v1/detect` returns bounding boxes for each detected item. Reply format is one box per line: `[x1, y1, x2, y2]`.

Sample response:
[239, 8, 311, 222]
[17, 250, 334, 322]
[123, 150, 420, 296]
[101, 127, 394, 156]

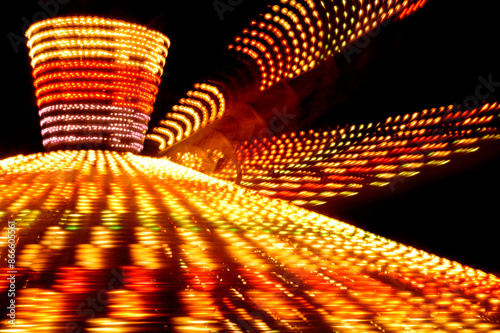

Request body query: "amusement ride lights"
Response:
[210, 102, 500, 206]
[228, 0, 427, 92]
[148, 0, 427, 152]
[25, 16, 170, 153]
[1, 3, 499, 331]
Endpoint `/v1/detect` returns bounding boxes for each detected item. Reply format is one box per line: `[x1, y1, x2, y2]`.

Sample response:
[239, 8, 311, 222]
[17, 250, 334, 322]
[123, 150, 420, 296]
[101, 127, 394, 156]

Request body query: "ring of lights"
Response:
[25, 16, 170, 153]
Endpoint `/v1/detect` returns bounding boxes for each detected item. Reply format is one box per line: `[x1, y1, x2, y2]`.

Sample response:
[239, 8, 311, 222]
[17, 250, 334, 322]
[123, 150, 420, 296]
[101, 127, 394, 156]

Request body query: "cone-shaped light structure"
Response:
[25, 16, 170, 153]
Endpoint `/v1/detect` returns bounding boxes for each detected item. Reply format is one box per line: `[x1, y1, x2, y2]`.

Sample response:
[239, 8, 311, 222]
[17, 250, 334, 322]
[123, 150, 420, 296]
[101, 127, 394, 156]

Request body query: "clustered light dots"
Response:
[1, 150, 499, 331]
[25, 16, 170, 153]
[228, 0, 428, 92]
[210, 102, 500, 206]
[147, 82, 227, 151]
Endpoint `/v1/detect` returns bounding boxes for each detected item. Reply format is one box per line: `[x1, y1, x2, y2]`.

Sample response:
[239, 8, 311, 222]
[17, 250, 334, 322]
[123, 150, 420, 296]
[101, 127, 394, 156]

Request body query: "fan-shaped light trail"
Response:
[149, 0, 427, 151]
[1, 150, 499, 332]
[208, 102, 500, 206]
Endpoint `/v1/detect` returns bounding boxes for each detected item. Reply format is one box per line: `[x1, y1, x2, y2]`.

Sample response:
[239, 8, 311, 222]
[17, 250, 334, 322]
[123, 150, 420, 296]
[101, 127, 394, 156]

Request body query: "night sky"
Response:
[2, 1, 500, 272]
